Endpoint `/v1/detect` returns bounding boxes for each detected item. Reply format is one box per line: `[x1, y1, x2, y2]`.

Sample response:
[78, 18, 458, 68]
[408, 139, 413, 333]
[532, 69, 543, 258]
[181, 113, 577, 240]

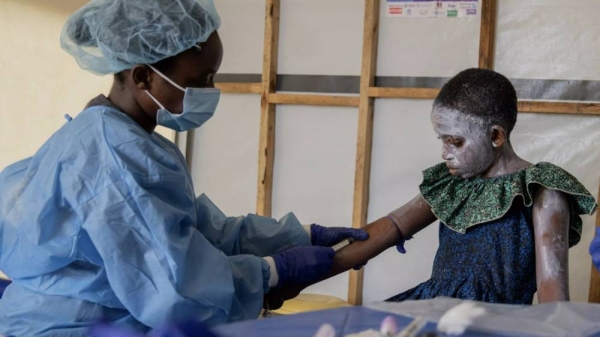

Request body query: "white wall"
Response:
[0, 0, 176, 171]
[0, 0, 109, 279]
[191, 0, 266, 215]
[278, 0, 364, 76]
[0, 0, 176, 279]
[376, 0, 479, 77]
[197, 0, 600, 304]
[271, 105, 358, 299]
[190, 94, 262, 215]
[0, 0, 111, 170]
[364, 99, 441, 301]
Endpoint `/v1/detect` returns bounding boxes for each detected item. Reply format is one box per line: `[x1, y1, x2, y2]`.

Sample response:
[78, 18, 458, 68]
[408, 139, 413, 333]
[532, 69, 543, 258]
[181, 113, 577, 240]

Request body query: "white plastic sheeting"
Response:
[191, 94, 262, 217]
[271, 105, 359, 300]
[214, 0, 265, 74]
[364, 99, 441, 303]
[368, 297, 600, 337]
[278, 0, 364, 76]
[495, 0, 600, 81]
[376, 0, 480, 77]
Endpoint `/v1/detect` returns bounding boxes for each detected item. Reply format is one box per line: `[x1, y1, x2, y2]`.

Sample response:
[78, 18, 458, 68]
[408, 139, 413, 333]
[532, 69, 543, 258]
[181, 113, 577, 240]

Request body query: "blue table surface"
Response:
[214, 307, 507, 337]
[1, 281, 597, 337]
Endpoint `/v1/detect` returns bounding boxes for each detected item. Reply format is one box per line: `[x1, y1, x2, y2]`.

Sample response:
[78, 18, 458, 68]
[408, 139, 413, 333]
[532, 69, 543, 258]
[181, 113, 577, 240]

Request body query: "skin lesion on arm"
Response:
[532, 186, 571, 303]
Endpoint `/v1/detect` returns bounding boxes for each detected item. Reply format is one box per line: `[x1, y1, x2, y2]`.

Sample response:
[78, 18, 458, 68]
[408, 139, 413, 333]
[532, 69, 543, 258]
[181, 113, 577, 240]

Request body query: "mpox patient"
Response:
[269, 68, 598, 306]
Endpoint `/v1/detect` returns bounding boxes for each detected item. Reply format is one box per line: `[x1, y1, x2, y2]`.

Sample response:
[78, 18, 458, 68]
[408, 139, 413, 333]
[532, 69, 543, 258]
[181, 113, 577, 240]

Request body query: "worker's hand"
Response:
[310, 224, 369, 247]
[590, 227, 600, 271]
[271, 246, 335, 287]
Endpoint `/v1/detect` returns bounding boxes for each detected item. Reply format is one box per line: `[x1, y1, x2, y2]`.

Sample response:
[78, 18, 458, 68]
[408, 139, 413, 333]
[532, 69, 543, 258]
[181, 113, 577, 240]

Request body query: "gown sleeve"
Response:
[78, 175, 270, 328]
[195, 194, 311, 257]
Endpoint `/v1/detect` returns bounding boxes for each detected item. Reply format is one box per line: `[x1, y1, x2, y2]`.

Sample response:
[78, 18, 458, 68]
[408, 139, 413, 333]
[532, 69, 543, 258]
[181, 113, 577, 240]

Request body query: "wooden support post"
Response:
[589, 182, 600, 303]
[478, 0, 497, 69]
[256, 0, 280, 217]
[348, 0, 380, 306]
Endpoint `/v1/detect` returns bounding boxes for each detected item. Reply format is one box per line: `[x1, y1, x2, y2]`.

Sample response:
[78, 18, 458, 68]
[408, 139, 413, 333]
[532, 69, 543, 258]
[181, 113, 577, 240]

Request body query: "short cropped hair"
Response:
[434, 68, 518, 135]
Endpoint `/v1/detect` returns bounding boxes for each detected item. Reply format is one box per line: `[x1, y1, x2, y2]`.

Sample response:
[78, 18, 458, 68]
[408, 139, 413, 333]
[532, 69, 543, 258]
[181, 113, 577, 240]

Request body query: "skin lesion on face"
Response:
[431, 107, 495, 179]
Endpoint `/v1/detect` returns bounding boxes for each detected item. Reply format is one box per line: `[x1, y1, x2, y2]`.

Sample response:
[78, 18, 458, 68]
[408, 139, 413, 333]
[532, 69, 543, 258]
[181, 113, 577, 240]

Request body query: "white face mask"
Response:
[145, 65, 220, 132]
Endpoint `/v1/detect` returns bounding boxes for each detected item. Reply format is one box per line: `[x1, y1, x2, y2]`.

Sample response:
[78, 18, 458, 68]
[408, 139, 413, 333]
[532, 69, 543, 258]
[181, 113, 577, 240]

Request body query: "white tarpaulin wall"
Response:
[193, 0, 600, 304]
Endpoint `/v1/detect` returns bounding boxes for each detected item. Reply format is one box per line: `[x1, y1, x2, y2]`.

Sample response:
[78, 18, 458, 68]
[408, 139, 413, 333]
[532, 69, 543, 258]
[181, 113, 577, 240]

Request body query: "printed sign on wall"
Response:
[387, 0, 478, 18]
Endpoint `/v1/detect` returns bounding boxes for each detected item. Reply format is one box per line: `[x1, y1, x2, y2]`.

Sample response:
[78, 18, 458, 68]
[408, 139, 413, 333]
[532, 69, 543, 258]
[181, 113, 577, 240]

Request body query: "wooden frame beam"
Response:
[518, 101, 600, 115]
[216, 82, 262, 94]
[256, 0, 280, 217]
[269, 93, 359, 107]
[215, 82, 600, 116]
[368, 87, 440, 99]
[348, 0, 380, 306]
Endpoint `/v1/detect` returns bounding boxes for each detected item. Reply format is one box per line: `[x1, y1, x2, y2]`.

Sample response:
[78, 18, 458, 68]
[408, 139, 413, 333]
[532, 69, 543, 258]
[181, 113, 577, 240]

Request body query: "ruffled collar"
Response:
[420, 162, 597, 247]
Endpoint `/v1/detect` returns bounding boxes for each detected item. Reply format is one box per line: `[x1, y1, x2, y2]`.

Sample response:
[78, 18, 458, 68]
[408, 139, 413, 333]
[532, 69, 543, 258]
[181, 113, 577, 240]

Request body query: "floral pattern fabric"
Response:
[387, 162, 597, 304]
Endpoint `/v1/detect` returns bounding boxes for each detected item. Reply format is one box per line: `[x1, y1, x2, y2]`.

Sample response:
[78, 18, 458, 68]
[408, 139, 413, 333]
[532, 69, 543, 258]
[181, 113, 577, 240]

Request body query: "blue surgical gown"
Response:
[0, 103, 310, 336]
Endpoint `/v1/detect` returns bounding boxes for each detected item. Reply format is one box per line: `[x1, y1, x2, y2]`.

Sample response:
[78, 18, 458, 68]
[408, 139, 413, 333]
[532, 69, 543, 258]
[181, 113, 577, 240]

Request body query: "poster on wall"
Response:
[387, 0, 478, 18]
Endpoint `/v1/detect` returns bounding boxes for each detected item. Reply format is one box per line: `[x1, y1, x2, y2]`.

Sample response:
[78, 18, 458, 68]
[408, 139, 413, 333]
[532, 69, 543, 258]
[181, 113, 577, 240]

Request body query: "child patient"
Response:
[383, 68, 597, 304]
[266, 68, 597, 307]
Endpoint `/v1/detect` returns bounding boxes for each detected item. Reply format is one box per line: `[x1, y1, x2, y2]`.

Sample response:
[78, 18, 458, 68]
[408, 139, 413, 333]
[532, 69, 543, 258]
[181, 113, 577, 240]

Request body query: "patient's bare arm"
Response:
[265, 195, 436, 309]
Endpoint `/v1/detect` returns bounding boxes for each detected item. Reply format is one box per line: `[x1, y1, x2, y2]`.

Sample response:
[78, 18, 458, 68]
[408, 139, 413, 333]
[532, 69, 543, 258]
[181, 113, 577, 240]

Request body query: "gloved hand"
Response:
[591, 227, 600, 271]
[271, 246, 335, 287]
[310, 224, 369, 247]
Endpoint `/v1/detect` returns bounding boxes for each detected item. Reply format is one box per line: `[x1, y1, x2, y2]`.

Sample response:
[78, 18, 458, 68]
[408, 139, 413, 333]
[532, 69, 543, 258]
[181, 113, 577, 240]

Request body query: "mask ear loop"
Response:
[147, 64, 186, 92]
[144, 90, 166, 109]
[144, 64, 185, 111]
